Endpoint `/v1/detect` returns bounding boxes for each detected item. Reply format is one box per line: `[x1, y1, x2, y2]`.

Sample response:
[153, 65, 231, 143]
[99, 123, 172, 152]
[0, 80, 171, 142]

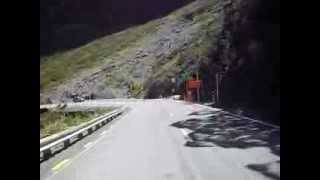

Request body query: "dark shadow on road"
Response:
[171, 110, 280, 177]
[172, 109, 280, 156]
[246, 161, 280, 180]
[171, 108, 280, 178]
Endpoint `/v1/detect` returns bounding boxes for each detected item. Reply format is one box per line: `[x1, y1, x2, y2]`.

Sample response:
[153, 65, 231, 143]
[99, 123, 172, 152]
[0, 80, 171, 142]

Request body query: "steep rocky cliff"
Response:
[199, 0, 280, 124]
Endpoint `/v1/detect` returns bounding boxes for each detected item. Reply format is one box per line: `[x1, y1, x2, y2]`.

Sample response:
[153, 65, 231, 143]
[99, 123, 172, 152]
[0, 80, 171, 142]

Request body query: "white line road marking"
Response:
[100, 130, 108, 136]
[181, 129, 189, 138]
[83, 134, 106, 150]
[93, 135, 105, 144]
[48, 131, 109, 180]
[81, 137, 105, 156]
[47, 110, 125, 179]
[52, 159, 70, 171]
[84, 142, 93, 149]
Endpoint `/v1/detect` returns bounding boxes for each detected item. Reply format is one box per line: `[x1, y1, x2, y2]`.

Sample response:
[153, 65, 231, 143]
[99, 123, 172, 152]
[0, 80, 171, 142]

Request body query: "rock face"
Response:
[199, 0, 280, 124]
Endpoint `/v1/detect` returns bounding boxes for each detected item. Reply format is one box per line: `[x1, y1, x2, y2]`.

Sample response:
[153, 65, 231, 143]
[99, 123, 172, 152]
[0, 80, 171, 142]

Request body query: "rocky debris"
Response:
[127, 59, 135, 65]
[135, 49, 149, 58]
[132, 71, 141, 78]
[155, 52, 164, 58]
[91, 91, 115, 99]
[172, 27, 182, 33]
[40, 94, 53, 104]
[43, 97, 52, 104]
[69, 93, 84, 102]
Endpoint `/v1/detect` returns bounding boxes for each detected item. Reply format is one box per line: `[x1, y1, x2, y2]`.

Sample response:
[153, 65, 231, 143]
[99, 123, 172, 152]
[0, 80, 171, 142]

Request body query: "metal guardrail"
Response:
[40, 107, 128, 162]
[40, 108, 121, 147]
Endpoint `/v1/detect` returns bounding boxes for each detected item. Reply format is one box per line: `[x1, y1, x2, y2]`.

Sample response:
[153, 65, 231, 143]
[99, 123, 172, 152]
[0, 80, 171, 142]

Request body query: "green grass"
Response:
[162, 0, 218, 72]
[129, 82, 144, 97]
[40, 20, 161, 91]
[153, 55, 180, 78]
[40, 107, 114, 138]
[103, 64, 137, 89]
[151, 0, 220, 91]
[151, 11, 217, 86]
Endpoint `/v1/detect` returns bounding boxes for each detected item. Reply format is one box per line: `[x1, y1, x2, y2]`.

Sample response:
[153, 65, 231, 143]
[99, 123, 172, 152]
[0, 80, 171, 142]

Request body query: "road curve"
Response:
[40, 99, 280, 180]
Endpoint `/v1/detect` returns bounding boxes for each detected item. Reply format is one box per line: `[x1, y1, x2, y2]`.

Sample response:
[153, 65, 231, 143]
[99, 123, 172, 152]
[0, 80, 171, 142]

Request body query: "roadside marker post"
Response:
[186, 74, 202, 102]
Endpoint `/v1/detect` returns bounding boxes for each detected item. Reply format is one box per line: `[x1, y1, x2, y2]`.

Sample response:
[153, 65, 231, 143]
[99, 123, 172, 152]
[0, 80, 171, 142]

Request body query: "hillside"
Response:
[40, 0, 193, 56]
[40, 0, 280, 124]
[41, 0, 223, 99]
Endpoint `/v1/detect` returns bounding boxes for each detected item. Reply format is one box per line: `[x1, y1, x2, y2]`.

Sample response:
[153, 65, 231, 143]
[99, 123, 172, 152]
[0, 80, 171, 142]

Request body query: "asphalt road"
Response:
[40, 99, 280, 180]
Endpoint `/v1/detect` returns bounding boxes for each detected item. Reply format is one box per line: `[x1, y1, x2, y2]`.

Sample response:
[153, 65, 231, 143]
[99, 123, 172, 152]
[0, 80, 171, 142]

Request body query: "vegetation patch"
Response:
[40, 107, 114, 138]
[129, 82, 144, 97]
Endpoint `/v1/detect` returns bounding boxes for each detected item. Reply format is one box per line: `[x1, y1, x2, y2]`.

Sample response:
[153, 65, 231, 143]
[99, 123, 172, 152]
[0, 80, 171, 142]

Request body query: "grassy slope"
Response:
[40, 20, 161, 91]
[41, 0, 221, 97]
[40, 108, 113, 138]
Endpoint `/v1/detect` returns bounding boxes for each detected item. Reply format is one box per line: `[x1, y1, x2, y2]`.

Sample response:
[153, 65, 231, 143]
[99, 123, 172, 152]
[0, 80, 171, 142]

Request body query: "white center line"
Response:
[48, 132, 109, 180]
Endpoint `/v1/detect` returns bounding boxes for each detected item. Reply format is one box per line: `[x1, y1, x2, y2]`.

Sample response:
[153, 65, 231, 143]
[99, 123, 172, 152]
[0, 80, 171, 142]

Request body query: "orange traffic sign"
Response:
[187, 80, 202, 89]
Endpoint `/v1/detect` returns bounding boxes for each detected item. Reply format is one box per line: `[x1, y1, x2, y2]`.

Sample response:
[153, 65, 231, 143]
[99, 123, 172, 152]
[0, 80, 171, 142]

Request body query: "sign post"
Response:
[171, 78, 176, 94]
[196, 72, 200, 102]
[216, 73, 219, 105]
[186, 78, 202, 102]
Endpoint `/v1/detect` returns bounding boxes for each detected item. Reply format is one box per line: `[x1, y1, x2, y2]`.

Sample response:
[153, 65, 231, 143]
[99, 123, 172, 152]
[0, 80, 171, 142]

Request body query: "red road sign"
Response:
[187, 80, 202, 89]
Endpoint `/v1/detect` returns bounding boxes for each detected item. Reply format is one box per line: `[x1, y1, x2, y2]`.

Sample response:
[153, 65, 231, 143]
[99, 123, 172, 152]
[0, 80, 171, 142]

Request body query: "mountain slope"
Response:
[41, 0, 225, 102]
[40, 0, 193, 56]
[41, 0, 279, 124]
